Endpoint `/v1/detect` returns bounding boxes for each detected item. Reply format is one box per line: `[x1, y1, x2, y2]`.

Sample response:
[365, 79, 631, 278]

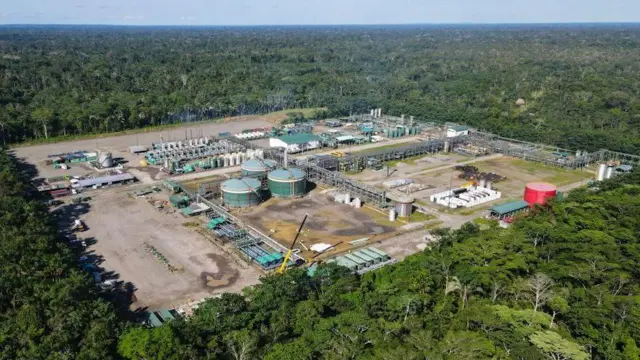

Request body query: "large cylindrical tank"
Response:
[267, 168, 307, 198]
[221, 178, 262, 208]
[524, 182, 557, 206]
[596, 163, 607, 181]
[98, 152, 113, 168]
[241, 159, 277, 177]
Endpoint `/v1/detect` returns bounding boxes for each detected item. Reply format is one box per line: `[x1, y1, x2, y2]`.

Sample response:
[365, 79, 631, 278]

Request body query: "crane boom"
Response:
[277, 214, 308, 273]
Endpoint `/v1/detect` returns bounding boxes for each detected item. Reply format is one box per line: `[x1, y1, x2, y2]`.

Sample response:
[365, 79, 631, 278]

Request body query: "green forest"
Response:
[1, 25, 640, 153]
[2, 25, 640, 359]
[1, 149, 640, 358]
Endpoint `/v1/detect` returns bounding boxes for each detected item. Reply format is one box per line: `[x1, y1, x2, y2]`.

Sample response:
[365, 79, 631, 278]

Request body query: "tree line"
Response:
[0, 150, 122, 359]
[116, 170, 640, 359]
[2, 145, 639, 359]
[1, 25, 640, 153]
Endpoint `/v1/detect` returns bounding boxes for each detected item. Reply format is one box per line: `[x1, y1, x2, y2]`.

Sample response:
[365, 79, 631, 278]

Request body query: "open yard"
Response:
[236, 188, 403, 259]
[59, 187, 261, 310]
[347, 153, 594, 218]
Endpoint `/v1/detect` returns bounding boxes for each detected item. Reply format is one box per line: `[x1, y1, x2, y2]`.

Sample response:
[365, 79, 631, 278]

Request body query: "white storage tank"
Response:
[605, 166, 614, 180]
[98, 152, 114, 168]
[596, 163, 607, 181]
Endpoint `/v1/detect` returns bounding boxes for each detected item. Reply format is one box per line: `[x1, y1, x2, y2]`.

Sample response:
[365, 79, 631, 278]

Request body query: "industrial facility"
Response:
[26, 107, 640, 314]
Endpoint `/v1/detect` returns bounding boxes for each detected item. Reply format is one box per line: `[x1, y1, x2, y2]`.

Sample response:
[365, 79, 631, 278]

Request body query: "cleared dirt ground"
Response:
[349, 154, 593, 219]
[237, 188, 403, 259]
[69, 187, 261, 310]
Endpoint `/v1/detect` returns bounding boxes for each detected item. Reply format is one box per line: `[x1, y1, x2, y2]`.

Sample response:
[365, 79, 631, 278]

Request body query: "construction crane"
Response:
[277, 214, 309, 274]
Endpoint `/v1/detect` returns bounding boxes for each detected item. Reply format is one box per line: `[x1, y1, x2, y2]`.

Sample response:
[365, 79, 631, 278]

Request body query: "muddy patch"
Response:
[199, 253, 240, 290]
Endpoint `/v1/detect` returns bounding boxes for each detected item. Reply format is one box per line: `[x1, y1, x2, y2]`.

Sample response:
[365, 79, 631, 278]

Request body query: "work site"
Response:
[16, 108, 639, 323]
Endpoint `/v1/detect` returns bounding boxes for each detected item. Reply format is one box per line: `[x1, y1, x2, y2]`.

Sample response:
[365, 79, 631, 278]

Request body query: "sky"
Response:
[1, 0, 638, 26]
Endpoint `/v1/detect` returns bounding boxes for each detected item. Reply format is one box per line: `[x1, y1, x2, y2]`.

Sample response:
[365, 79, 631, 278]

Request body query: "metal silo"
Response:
[221, 178, 262, 208]
[241, 159, 277, 178]
[98, 152, 113, 168]
[267, 168, 307, 198]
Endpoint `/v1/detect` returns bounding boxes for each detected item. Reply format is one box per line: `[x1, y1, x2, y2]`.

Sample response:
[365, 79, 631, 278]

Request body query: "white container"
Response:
[596, 163, 607, 181]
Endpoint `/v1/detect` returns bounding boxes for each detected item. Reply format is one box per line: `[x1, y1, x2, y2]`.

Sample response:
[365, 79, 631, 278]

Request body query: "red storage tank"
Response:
[524, 182, 557, 206]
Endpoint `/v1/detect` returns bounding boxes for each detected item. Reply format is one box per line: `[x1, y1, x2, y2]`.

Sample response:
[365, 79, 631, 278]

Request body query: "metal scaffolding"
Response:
[295, 158, 389, 207]
[465, 132, 602, 169]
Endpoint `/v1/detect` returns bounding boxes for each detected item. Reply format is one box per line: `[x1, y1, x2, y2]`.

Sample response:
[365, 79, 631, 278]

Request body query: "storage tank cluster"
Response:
[220, 163, 309, 208]
[523, 182, 557, 206]
[430, 186, 502, 209]
[333, 192, 363, 209]
[154, 137, 211, 151]
[382, 126, 419, 139]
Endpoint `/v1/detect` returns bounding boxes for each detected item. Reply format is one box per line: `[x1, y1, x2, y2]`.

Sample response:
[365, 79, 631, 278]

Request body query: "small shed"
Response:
[488, 200, 530, 219]
[447, 125, 470, 138]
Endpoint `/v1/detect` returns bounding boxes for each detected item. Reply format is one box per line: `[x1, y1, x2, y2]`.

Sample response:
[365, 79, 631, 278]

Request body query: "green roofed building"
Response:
[488, 200, 530, 219]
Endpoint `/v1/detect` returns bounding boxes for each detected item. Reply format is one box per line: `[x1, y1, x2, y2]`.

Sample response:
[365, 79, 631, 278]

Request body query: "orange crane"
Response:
[277, 214, 308, 274]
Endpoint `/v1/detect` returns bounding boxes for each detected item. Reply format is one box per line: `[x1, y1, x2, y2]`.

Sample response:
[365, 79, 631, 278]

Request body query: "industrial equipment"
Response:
[277, 214, 309, 274]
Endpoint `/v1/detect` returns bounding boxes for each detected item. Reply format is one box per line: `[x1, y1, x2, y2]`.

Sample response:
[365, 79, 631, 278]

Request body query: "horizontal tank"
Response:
[267, 168, 307, 198]
[524, 182, 557, 206]
[221, 178, 262, 208]
[241, 159, 277, 177]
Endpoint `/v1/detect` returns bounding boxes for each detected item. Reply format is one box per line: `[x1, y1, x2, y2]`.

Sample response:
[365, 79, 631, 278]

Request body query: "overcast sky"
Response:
[1, 0, 638, 25]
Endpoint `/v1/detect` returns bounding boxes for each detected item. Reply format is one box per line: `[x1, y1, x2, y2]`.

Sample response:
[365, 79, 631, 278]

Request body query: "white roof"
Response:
[310, 243, 332, 252]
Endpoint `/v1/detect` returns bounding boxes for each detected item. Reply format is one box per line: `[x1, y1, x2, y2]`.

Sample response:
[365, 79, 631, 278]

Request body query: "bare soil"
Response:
[66, 187, 261, 310]
[237, 188, 402, 258]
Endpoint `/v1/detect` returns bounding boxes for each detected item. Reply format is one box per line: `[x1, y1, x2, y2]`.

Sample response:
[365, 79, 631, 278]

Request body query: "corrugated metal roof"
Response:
[335, 135, 355, 142]
[277, 133, 320, 145]
[448, 125, 470, 132]
[268, 168, 306, 181]
[489, 200, 530, 215]
[221, 178, 261, 193]
[241, 159, 277, 171]
[76, 173, 134, 187]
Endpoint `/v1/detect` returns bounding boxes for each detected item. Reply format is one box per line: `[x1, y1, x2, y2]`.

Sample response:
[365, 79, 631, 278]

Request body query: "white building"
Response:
[269, 133, 321, 153]
[447, 125, 470, 138]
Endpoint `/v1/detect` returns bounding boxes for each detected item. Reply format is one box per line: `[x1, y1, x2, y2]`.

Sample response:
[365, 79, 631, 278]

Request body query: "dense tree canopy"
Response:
[115, 170, 640, 359]
[0, 150, 122, 359]
[2, 24, 640, 359]
[1, 24, 640, 153]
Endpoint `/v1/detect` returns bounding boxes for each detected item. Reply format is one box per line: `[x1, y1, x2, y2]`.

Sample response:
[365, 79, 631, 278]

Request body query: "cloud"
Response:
[180, 16, 197, 21]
